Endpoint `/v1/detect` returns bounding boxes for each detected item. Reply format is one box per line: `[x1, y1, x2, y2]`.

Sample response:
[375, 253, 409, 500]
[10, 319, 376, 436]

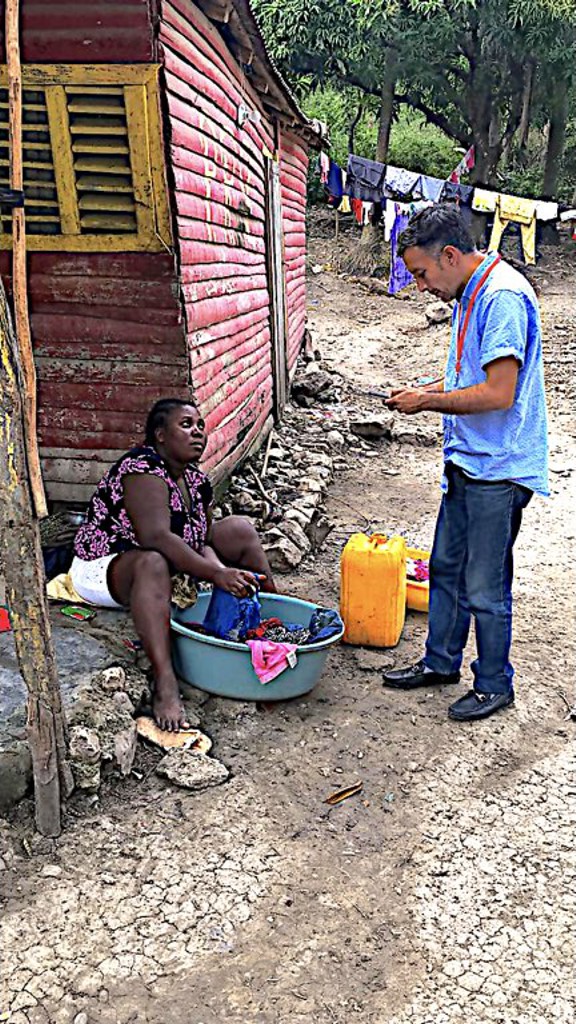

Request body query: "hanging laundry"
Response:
[535, 200, 558, 221]
[339, 195, 351, 214]
[472, 188, 498, 213]
[384, 166, 421, 200]
[449, 145, 475, 184]
[319, 151, 330, 185]
[327, 160, 344, 199]
[361, 201, 372, 225]
[246, 640, 298, 684]
[388, 205, 414, 295]
[351, 197, 364, 225]
[418, 175, 445, 203]
[346, 155, 386, 202]
[489, 194, 537, 265]
[384, 199, 396, 242]
[441, 181, 474, 205]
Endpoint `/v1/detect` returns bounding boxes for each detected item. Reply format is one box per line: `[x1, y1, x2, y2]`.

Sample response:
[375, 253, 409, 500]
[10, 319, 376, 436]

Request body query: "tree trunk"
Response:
[376, 47, 398, 163]
[0, 283, 73, 837]
[518, 61, 534, 161]
[347, 47, 398, 275]
[542, 75, 569, 198]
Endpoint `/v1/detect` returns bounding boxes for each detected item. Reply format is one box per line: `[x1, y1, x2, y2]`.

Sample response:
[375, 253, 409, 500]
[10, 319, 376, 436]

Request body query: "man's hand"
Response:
[386, 387, 428, 415]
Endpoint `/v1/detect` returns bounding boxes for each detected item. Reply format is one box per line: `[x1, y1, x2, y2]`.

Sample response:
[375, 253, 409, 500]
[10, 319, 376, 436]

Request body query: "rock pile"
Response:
[221, 404, 338, 573]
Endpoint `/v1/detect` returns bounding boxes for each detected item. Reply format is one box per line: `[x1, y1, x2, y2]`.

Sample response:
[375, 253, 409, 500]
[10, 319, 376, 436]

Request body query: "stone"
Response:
[156, 749, 229, 791]
[425, 300, 452, 324]
[73, 1014, 88, 1024]
[325, 430, 345, 448]
[278, 519, 311, 554]
[68, 726, 101, 792]
[263, 536, 303, 572]
[350, 416, 394, 441]
[354, 649, 396, 672]
[306, 515, 334, 550]
[96, 665, 127, 693]
[0, 741, 32, 812]
[393, 422, 439, 447]
[292, 369, 333, 403]
[41, 864, 62, 878]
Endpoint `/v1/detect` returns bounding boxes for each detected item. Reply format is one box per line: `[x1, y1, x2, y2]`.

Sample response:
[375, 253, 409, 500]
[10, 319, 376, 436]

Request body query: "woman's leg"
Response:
[108, 550, 191, 732]
[209, 515, 277, 592]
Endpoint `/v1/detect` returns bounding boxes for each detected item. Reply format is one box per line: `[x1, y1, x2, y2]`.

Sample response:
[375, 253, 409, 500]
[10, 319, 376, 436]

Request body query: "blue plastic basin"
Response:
[170, 593, 343, 701]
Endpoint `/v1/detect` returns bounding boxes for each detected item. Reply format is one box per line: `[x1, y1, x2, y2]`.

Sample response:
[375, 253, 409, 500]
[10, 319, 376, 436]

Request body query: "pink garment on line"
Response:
[246, 640, 298, 684]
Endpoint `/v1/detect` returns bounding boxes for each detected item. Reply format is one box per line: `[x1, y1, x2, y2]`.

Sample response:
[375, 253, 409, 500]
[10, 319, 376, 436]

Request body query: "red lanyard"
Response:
[455, 254, 501, 376]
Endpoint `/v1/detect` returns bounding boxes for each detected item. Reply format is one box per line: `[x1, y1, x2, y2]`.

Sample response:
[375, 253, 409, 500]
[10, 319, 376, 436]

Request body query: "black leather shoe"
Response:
[448, 689, 514, 721]
[382, 658, 460, 690]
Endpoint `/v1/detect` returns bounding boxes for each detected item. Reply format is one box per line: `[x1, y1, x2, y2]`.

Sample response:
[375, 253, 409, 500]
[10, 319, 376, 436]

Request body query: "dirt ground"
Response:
[1, 218, 575, 1024]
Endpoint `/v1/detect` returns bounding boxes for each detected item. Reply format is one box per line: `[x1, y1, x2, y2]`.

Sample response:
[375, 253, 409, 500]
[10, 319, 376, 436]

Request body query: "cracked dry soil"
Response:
[1, 226, 575, 1024]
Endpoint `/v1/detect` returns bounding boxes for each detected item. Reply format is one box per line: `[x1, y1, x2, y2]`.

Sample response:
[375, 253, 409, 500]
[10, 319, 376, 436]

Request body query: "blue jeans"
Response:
[424, 465, 532, 695]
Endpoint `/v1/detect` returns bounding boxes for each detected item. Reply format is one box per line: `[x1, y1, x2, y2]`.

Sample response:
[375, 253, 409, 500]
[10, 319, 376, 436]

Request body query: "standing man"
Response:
[382, 205, 548, 721]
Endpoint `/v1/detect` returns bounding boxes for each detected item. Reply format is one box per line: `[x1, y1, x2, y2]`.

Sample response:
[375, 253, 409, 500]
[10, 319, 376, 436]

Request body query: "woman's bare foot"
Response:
[152, 673, 191, 732]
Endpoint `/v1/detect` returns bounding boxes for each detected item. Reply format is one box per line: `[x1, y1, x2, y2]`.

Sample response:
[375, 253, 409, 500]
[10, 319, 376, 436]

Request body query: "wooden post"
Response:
[0, 282, 73, 837]
[5, 0, 47, 519]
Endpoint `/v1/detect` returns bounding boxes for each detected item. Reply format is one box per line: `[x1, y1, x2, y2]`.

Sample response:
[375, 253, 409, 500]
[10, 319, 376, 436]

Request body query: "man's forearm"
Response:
[421, 382, 510, 414]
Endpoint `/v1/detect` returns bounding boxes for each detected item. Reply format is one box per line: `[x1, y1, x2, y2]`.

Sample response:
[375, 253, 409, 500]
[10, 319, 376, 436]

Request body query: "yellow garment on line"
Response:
[472, 188, 497, 213]
[339, 195, 351, 214]
[489, 194, 537, 266]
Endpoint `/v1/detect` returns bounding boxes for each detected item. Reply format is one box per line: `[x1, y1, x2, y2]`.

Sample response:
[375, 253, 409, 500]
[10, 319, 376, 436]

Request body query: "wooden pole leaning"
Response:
[5, 0, 48, 519]
[0, 283, 73, 836]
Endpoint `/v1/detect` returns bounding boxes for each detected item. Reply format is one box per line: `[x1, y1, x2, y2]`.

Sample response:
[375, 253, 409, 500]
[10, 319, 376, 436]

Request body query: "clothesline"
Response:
[317, 151, 575, 288]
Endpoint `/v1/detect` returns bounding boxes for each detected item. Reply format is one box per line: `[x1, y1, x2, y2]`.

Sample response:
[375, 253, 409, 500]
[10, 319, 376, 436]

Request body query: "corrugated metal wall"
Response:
[0, 0, 154, 63]
[159, 0, 278, 482]
[0, 250, 187, 502]
[279, 129, 308, 372]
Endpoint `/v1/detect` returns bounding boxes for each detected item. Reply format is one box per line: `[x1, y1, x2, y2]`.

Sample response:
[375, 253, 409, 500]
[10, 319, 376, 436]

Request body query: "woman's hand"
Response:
[213, 567, 260, 597]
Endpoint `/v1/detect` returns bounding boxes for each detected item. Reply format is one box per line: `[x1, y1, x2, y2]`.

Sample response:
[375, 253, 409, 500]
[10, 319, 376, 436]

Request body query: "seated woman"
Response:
[71, 398, 276, 732]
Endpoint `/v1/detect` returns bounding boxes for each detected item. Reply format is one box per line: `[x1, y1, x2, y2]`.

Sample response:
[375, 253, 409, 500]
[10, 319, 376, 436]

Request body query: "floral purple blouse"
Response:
[74, 446, 213, 561]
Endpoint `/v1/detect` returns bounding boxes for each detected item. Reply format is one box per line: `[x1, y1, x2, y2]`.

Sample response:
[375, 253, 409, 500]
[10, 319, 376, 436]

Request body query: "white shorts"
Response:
[70, 555, 124, 609]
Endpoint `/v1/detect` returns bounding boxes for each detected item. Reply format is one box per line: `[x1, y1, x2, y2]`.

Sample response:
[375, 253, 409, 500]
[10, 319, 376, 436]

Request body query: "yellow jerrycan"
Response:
[340, 533, 407, 647]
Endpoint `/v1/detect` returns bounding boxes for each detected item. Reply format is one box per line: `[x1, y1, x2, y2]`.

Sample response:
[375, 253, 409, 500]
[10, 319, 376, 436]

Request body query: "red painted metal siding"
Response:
[0, 251, 188, 501]
[0, 0, 154, 63]
[279, 129, 308, 372]
[159, 0, 277, 481]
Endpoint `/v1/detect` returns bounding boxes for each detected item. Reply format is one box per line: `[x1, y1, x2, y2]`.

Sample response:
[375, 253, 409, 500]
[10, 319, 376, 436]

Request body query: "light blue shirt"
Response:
[442, 252, 549, 496]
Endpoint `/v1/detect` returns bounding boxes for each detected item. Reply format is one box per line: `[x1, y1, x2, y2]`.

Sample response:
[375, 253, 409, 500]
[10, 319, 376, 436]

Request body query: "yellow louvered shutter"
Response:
[0, 86, 62, 235]
[0, 65, 171, 252]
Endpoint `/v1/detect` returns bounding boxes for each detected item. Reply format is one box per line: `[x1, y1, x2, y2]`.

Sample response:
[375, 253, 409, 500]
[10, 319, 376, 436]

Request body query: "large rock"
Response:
[278, 518, 311, 554]
[156, 749, 229, 791]
[262, 535, 303, 572]
[350, 415, 394, 441]
[425, 300, 452, 324]
[292, 369, 334, 405]
[0, 741, 32, 812]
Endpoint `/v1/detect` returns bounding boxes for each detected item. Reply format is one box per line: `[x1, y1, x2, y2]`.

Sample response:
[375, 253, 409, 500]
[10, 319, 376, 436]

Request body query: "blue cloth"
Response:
[388, 208, 414, 295]
[443, 253, 549, 496]
[306, 608, 343, 643]
[384, 166, 421, 200]
[327, 160, 344, 200]
[418, 175, 445, 202]
[425, 464, 531, 694]
[345, 155, 386, 202]
[203, 585, 261, 641]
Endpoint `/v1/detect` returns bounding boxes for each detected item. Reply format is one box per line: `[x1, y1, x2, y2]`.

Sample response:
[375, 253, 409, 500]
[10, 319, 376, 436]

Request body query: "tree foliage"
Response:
[254, 0, 575, 197]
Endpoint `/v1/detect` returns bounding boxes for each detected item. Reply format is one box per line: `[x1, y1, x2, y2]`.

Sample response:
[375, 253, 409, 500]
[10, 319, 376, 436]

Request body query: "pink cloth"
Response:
[449, 145, 475, 183]
[246, 640, 298, 684]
